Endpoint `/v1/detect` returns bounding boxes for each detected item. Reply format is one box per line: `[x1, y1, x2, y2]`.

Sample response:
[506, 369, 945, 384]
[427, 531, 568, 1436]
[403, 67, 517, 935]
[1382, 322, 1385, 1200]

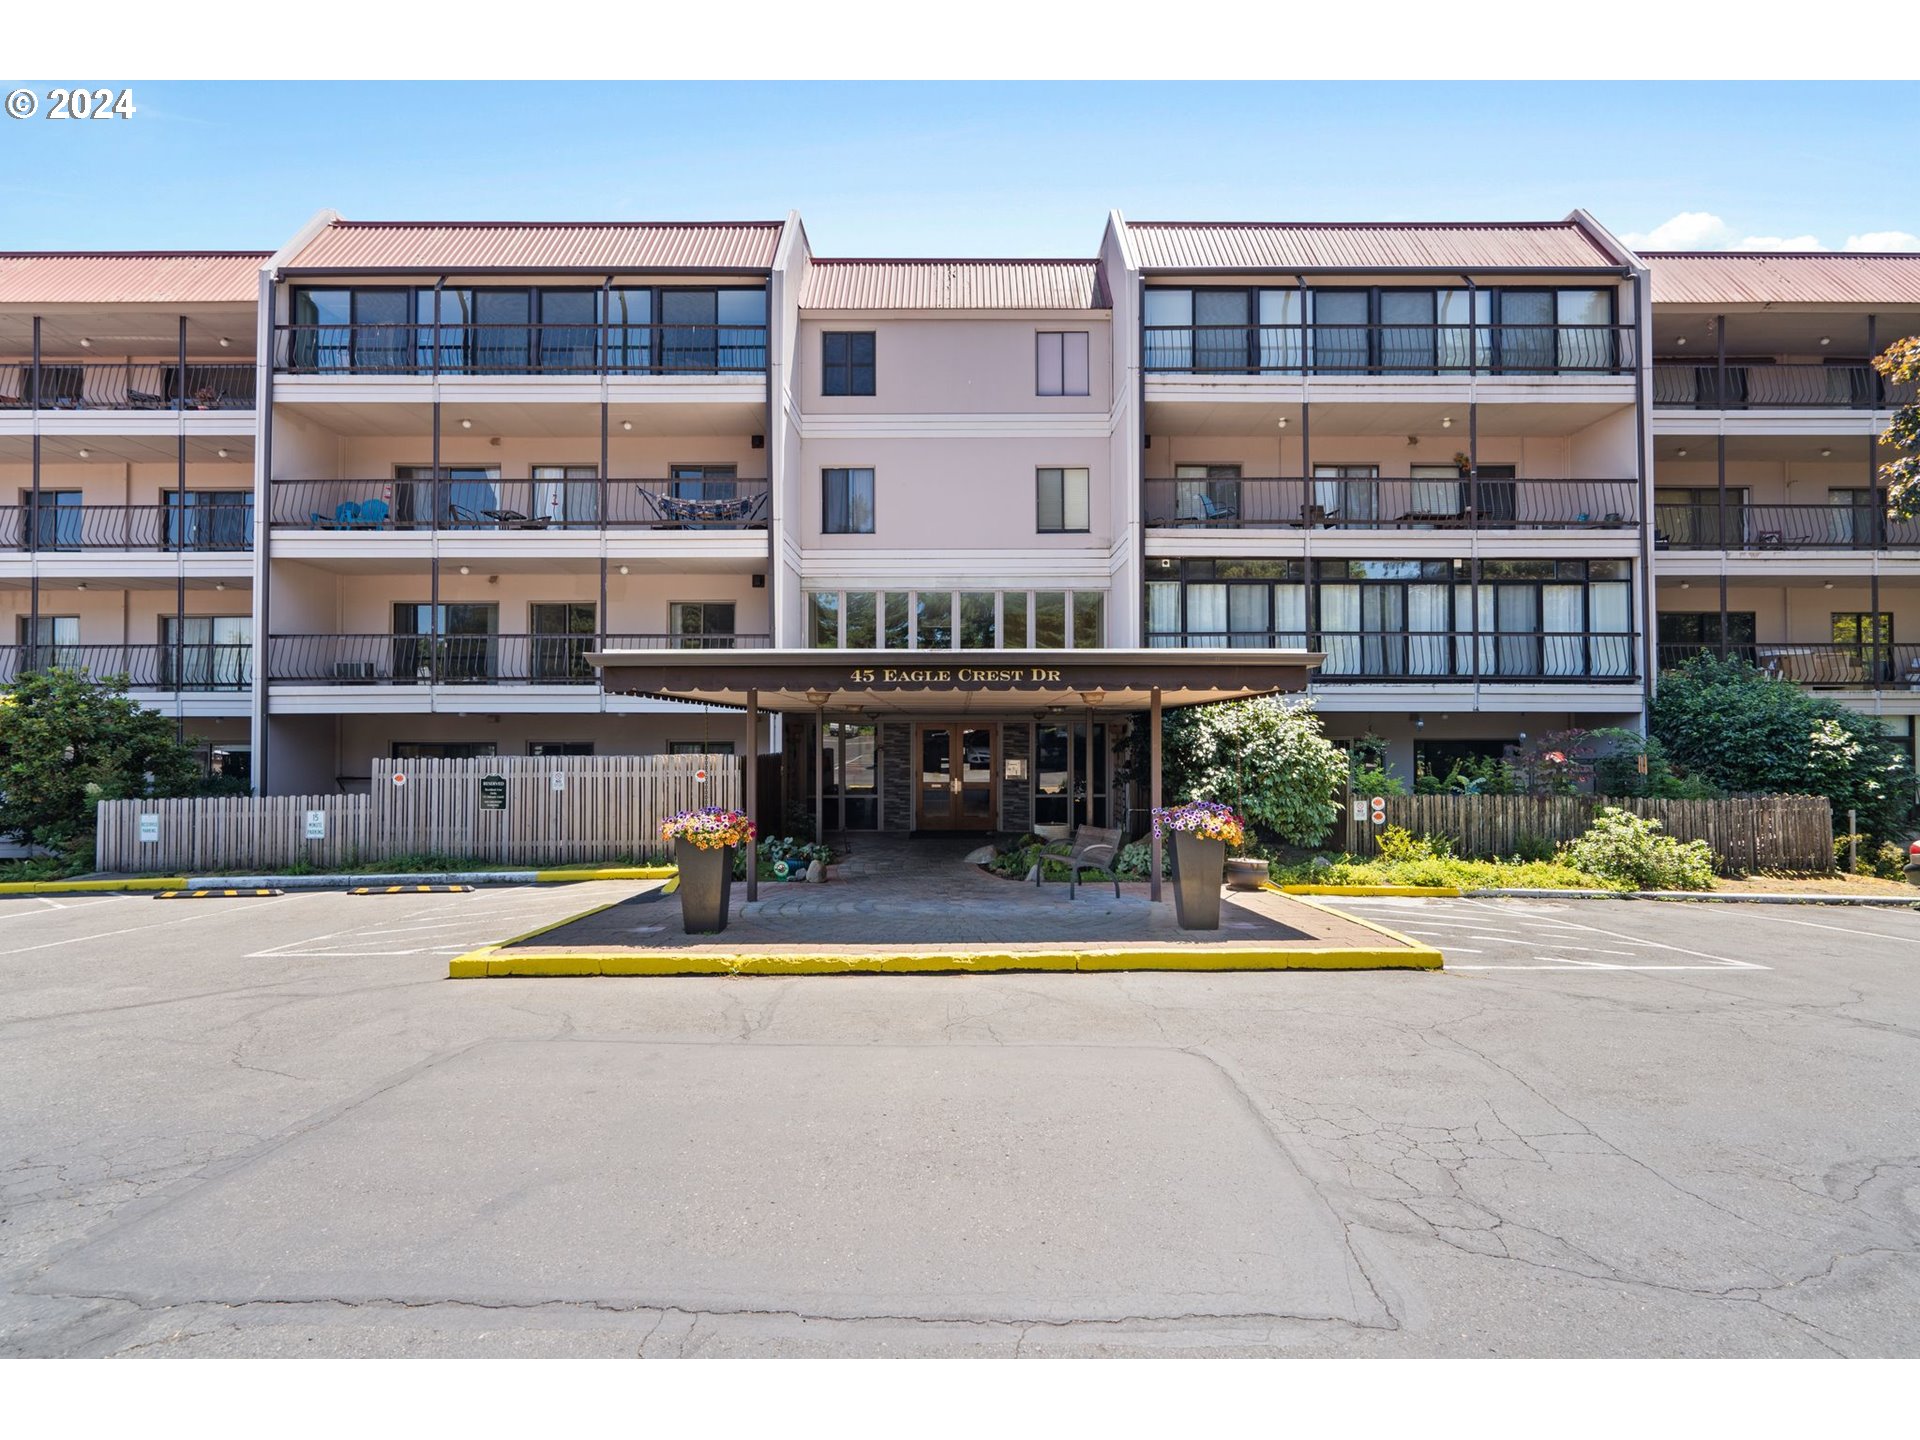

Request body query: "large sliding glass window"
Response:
[530, 602, 596, 678]
[161, 616, 253, 690]
[801, 589, 1105, 649]
[391, 603, 500, 683]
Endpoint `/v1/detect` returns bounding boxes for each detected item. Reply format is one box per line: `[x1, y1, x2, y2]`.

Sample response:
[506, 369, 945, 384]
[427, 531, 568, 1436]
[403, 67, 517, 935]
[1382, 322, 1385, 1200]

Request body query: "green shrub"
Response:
[1375, 825, 1451, 862]
[1124, 695, 1347, 846]
[1268, 852, 1607, 892]
[1562, 806, 1715, 891]
[1114, 838, 1169, 879]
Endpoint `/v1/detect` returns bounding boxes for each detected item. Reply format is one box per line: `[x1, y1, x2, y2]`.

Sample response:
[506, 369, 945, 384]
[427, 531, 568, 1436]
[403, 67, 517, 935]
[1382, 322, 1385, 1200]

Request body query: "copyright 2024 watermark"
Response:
[6, 88, 138, 121]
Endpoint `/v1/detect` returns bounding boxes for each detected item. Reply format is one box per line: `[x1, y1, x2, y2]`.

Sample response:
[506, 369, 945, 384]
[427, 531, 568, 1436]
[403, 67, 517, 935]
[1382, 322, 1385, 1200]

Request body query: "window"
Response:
[161, 615, 252, 689]
[1036, 332, 1090, 396]
[802, 589, 1107, 649]
[959, 592, 996, 649]
[827, 721, 879, 830]
[530, 466, 599, 526]
[529, 741, 593, 756]
[845, 592, 877, 648]
[394, 464, 501, 528]
[1036, 468, 1091, 533]
[1034, 592, 1067, 649]
[1073, 593, 1104, 649]
[164, 490, 253, 551]
[916, 592, 952, 649]
[823, 468, 875, 534]
[669, 740, 736, 756]
[391, 603, 499, 683]
[1834, 612, 1894, 682]
[530, 603, 596, 680]
[1003, 591, 1029, 647]
[1658, 612, 1756, 663]
[807, 592, 840, 648]
[18, 614, 79, 666]
[23, 490, 82, 550]
[822, 331, 876, 396]
[670, 601, 737, 650]
[669, 464, 737, 503]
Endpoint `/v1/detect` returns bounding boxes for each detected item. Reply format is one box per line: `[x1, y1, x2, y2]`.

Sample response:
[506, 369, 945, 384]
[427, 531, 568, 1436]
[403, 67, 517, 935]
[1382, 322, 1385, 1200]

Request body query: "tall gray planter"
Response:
[675, 839, 736, 934]
[1169, 832, 1227, 929]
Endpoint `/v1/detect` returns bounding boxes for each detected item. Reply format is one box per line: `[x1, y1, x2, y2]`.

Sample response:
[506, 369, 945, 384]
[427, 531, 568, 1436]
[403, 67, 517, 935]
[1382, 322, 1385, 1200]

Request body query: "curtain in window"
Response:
[1185, 584, 1227, 646]
[1589, 583, 1631, 676]
[1453, 585, 1492, 675]
[1273, 585, 1308, 649]
[1146, 582, 1181, 644]
[1496, 586, 1541, 676]
[1227, 586, 1268, 647]
[1143, 290, 1192, 371]
[1319, 585, 1360, 673]
[1408, 465, 1464, 521]
[1258, 290, 1302, 373]
[1406, 584, 1450, 675]
[1542, 584, 1585, 675]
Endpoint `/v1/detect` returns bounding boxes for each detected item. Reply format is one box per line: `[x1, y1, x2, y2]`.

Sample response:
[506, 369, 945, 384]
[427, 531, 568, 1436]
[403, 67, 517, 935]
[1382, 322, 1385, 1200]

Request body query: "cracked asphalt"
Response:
[2, 883, 1918, 1357]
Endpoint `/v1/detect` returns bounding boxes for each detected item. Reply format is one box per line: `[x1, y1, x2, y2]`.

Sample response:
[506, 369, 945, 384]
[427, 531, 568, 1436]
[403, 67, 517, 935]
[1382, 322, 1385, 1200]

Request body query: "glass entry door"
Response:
[916, 724, 996, 831]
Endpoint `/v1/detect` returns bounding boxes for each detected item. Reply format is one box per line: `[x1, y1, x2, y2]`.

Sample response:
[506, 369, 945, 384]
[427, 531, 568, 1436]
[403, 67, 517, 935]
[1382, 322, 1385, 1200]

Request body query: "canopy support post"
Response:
[744, 687, 759, 901]
[1149, 687, 1163, 903]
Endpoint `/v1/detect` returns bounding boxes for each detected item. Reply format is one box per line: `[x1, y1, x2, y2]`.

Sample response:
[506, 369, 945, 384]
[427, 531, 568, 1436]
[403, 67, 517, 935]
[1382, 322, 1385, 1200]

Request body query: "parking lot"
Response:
[3, 886, 1918, 1357]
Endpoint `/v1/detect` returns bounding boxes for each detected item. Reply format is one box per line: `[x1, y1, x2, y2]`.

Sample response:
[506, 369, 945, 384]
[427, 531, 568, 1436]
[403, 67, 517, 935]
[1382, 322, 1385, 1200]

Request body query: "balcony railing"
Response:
[1659, 642, 1920, 689]
[0, 644, 254, 689]
[2, 502, 255, 552]
[0, 361, 256, 411]
[1144, 323, 1636, 376]
[1653, 363, 1918, 410]
[1149, 629, 1639, 681]
[268, 632, 771, 684]
[1654, 503, 1920, 550]
[1144, 477, 1639, 530]
[269, 479, 768, 531]
[272, 323, 769, 377]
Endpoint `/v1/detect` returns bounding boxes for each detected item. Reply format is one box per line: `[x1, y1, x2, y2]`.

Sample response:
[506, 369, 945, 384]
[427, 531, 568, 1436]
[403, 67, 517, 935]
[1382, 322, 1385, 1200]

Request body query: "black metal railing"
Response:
[272, 322, 770, 376]
[1653, 362, 1918, 410]
[268, 631, 772, 684]
[1653, 503, 1920, 550]
[0, 644, 254, 689]
[1, 501, 255, 552]
[1148, 629, 1639, 681]
[1144, 323, 1636, 376]
[1143, 476, 1640, 530]
[268, 478, 769, 531]
[1658, 641, 1920, 688]
[0, 361, 256, 411]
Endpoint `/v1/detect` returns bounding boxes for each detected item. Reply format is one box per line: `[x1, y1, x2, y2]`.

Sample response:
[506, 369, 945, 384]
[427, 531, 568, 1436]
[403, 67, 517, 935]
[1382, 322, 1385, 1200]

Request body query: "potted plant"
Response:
[660, 806, 756, 934]
[1152, 800, 1247, 930]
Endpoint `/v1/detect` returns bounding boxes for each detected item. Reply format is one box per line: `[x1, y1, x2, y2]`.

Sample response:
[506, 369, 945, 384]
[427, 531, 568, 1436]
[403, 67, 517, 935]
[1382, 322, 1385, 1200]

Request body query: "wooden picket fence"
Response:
[95, 753, 740, 872]
[1348, 793, 1834, 875]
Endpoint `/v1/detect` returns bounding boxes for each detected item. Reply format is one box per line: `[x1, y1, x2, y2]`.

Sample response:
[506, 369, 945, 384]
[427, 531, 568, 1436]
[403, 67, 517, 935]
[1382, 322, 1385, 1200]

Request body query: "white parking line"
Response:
[1756, 914, 1920, 943]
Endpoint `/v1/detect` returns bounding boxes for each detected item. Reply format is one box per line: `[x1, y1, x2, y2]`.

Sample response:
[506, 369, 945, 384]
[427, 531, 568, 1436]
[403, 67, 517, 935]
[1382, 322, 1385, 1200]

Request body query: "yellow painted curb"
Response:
[532, 866, 677, 882]
[447, 942, 1440, 978]
[0, 876, 189, 895]
[1277, 883, 1461, 897]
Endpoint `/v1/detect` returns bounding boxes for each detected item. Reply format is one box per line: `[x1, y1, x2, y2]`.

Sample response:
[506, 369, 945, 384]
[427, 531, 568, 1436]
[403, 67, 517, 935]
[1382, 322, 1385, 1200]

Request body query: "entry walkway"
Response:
[499, 837, 1415, 956]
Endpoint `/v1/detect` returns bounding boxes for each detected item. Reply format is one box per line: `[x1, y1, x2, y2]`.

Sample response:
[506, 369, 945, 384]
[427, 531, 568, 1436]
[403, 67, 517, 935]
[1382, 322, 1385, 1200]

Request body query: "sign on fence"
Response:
[137, 814, 159, 844]
[479, 775, 508, 811]
[304, 810, 327, 841]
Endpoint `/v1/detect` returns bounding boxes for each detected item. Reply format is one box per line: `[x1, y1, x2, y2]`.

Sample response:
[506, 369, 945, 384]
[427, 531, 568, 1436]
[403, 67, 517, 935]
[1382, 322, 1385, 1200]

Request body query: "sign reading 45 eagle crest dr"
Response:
[845, 666, 1066, 686]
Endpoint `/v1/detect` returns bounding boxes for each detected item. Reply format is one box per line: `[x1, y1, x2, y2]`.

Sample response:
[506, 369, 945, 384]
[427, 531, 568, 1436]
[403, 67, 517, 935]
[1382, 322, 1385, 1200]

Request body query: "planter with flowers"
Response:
[1152, 800, 1247, 930]
[659, 807, 756, 934]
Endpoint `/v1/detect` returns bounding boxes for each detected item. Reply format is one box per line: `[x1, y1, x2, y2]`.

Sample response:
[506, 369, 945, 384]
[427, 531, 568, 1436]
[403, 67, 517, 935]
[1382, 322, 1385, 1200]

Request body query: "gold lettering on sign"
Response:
[846, 665, 1070, 686]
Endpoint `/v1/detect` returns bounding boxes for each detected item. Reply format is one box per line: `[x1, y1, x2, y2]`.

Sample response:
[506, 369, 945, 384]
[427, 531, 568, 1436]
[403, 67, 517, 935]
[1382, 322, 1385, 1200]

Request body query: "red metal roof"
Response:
[800, 259, 1108, 311]
[1125, 220, 1618, 272]
[1644, 251, 1920, 306]
[0, 252, 267, 306]
[284, 220, 783, 273]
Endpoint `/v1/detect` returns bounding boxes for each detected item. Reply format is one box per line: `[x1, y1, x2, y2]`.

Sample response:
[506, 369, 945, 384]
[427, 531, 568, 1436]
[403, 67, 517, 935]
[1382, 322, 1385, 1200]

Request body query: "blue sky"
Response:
[1, 80, 1912, 256]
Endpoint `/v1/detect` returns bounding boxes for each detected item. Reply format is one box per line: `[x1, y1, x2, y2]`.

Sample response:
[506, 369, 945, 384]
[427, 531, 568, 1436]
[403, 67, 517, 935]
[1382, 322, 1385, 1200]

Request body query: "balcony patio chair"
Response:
[356, 498, 390, 528]
[128, 386, 167, 410]
[636, 488, 683, 529]
[445, 502, 483, 528]
[311, 500, 363, 529]
[1036, 824, 1124, 900]
[1195, 494, 1238, 525]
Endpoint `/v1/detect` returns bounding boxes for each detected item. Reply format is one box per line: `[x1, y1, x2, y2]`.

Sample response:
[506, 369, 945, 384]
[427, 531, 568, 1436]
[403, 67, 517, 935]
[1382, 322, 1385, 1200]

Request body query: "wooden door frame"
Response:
[913, 721, 998, 832]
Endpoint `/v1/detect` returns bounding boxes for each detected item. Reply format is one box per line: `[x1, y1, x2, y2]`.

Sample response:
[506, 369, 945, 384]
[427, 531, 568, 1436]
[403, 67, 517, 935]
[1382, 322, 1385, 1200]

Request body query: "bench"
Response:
[1037, 824, 1124, 899]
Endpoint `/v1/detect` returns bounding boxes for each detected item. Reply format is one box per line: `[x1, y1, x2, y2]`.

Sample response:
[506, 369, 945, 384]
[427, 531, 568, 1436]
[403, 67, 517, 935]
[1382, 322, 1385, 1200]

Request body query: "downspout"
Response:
[27, 317, 40, 668]
[1135, 273, 1147, 650]
[175, 315, 188, 744]
[1715, 313, 1728, 662]
[1632, 272, 1655, 719]
[599, 273, 611, 715]
[1465, 275, 1480, 711]
[255, 277, 275, 792]
[1868, 314, 1882, 692]
[1297, 277, 1315, 671]
[429, 277, 444, 697]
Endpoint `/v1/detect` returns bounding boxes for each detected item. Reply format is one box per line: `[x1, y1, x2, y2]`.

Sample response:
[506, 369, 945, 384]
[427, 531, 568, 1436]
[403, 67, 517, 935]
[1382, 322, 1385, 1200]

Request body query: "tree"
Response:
[1650, 653, 1915, 842]
[1125, 695, 1347, 846]
[1875, 336, 1920, 519]
[0, 668, 206, 862]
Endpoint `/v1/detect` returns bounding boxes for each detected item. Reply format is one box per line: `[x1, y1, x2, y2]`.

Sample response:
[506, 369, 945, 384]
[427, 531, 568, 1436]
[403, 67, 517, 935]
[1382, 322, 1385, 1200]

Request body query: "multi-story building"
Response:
[3, 214, 1917, 826]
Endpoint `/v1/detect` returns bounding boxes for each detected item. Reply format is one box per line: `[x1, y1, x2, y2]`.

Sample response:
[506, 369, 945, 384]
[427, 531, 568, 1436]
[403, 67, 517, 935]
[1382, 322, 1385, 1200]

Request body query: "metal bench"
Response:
[1037, 824, 1124, 899]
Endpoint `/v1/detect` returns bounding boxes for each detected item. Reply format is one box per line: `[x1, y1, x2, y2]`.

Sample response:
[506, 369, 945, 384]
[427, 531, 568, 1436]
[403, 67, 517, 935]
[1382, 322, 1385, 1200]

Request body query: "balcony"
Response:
[1144, 478, 1639, 531]
[1144, 323, 1636, 376]
[0, 643, 253, 689]
[1654, 503, 1920, 551]
[271, 323, 769, 377]
[267, 632, 772, 685]
[2, 502, 255, 552]
[0, 362, 256, 411]
[1653, 363, 1916, 410]
[268, 479, 769, 532]
[1149, 629, 1639, 682]
[1659, 642, 1919, 689]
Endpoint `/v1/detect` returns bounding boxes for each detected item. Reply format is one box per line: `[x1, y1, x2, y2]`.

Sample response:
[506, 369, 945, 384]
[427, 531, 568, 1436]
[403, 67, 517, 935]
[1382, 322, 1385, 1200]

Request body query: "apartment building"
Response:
[3, 214, 1917, 824]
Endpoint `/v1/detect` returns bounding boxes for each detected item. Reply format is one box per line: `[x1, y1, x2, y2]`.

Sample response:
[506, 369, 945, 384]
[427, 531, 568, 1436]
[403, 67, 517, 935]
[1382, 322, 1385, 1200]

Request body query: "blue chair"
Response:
[311, 500, 362, 528]
[357, 498, 390, 527]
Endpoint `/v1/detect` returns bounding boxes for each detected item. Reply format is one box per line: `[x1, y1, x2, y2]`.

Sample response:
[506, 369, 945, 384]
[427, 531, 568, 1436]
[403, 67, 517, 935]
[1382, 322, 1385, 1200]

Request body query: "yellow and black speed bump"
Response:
[154, 888, 284, 899]
[350, 884, 476, 895]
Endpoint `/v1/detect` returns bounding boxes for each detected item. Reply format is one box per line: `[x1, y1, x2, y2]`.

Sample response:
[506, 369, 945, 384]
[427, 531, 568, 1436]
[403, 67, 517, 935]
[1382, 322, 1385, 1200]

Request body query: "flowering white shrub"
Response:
[1562, 806, 1715, 891]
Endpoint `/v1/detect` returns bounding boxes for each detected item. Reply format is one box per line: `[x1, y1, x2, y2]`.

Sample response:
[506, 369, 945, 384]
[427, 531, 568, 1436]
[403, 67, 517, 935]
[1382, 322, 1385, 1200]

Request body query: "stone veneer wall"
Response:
[880, 721, 913, 832]
[1000, 722, 1032, 834]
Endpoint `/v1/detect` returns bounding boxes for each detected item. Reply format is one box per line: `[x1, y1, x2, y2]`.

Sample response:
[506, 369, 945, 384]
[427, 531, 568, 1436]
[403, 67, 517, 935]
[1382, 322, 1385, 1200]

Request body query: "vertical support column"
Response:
[599, 275, 612, 665]
[256, 282, 276, 794]
[813, 705, 826, 846]
[1065, 709, 1077, 836]
[429, 279, 444, 688]
[1084, 702, 1096, 829]
[1148, 687, 1163, 903]
[1467, 397, 1481, 688]
[744, 688, 759, 901]
[175, 315, 189, 744]
[27, 316, 40, 666]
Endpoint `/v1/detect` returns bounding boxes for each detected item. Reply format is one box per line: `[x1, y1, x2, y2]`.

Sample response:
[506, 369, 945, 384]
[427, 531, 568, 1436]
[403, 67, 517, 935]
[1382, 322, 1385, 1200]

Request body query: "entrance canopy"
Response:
[588, 647, 1323, 713]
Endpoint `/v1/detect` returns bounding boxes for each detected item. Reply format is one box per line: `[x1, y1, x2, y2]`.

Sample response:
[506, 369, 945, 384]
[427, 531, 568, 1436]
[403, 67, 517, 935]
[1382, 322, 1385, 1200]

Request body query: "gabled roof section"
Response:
[282, 220, 784, 273]
[0, 252, 268, 306]
[1642, 251, 1920, 307]
[799, 259, 1109, 311]
[1124, 220, 1619, 272]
